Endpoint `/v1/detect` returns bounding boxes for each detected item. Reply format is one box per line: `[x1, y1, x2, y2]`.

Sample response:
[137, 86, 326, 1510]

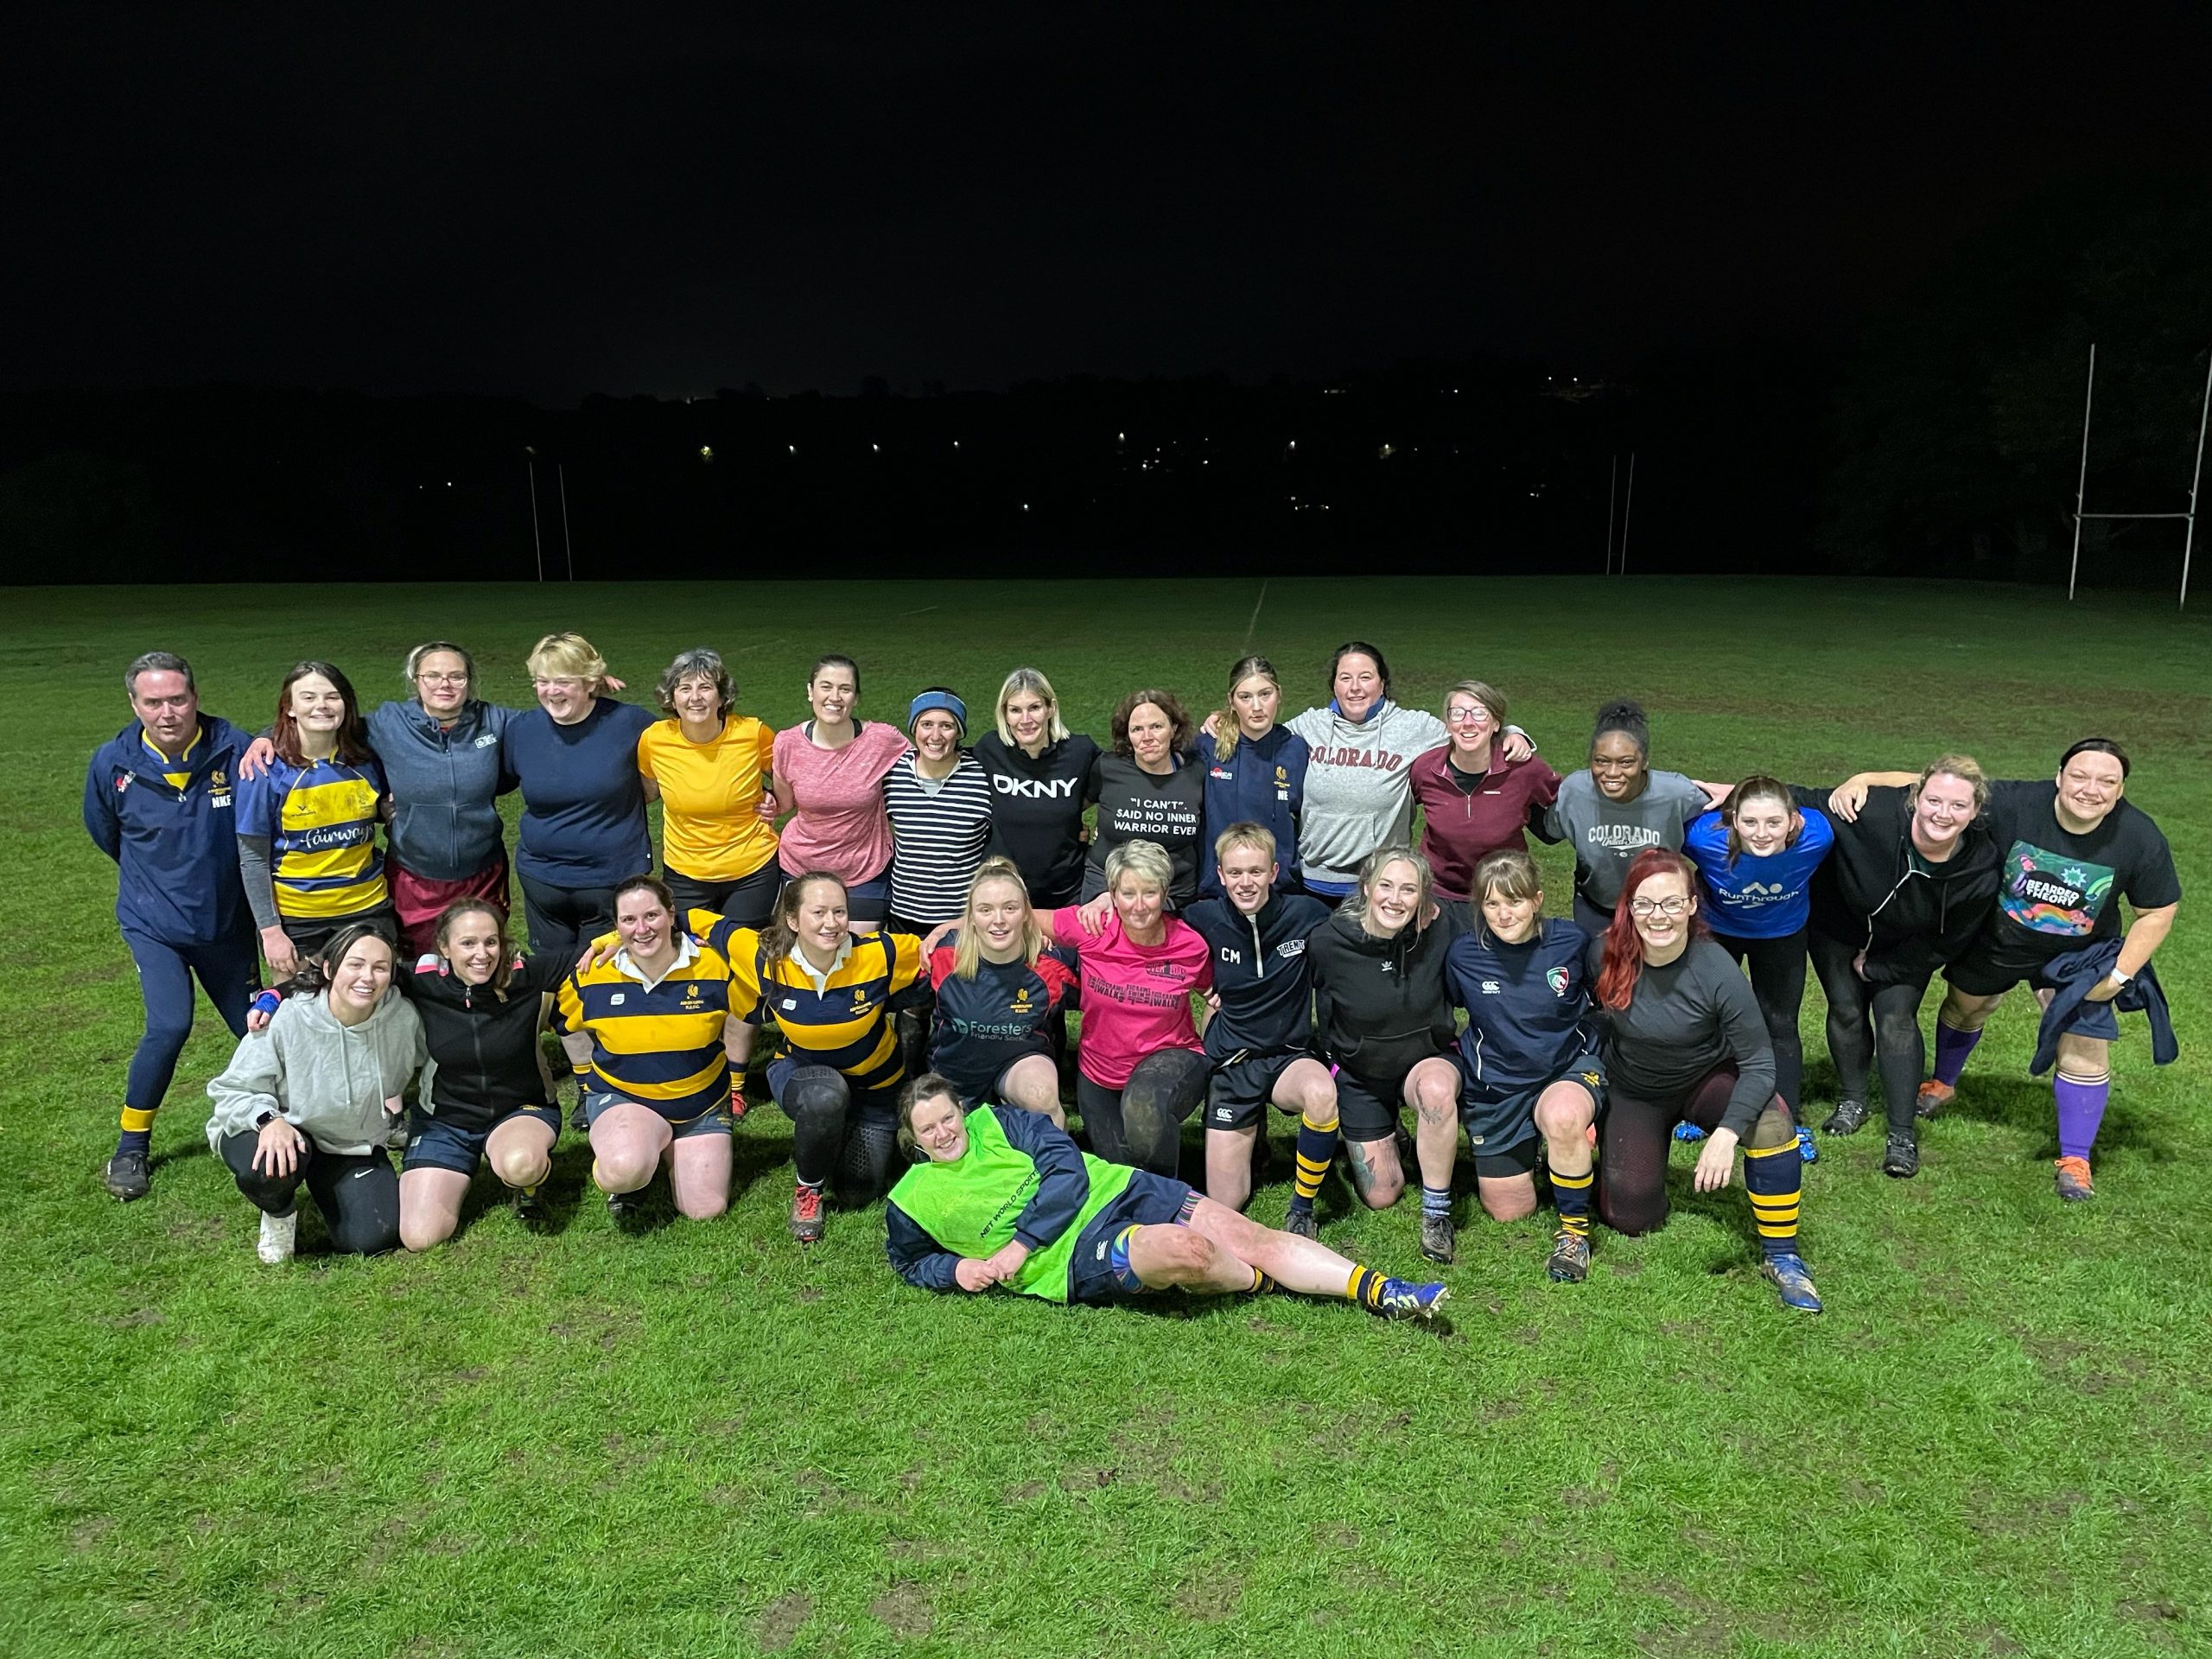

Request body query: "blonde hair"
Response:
[1212, 820, 1278, 866]
[1346, 842, 1433, 931]
[526, 632, 608, 693]
[1210, 654, 1280, 763]
[1103, 838, 1173, 898]
[952, 858, 1046, 979]
[994, 666, 1071, 746]
[1911, 753, 1990, 815]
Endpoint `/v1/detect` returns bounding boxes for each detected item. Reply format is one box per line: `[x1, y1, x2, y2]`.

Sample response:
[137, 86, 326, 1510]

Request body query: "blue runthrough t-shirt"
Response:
[1683, 807, 1834, 939]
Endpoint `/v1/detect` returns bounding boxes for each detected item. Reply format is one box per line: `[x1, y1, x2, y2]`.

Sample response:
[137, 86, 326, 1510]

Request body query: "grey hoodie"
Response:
[1287, 701, 1449, 891]
[206, 992, 428, 1154]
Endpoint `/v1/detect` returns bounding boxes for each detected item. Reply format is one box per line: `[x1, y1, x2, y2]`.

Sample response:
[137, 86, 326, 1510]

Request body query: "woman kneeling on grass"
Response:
[556, 877, 745, 1225]
[885, 1075, 1447, 1319]
[207, 923, 426, 1263]
[251, 899, 564, 1246]
[1592, 849, 1821, 1313]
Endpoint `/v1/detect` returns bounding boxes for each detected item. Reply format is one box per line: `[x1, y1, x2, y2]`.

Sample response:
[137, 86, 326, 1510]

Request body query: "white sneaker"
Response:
[257, 1210, 298, 1264]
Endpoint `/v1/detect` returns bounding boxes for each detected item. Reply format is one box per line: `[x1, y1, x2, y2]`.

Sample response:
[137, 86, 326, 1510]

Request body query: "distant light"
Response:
[871, 443, 880, 452]
[1021, 502, 1030, 511]
[445, 480, 453, 487]
[788, 444, 797, 454]
[698, 445, 714, 460]
[953, 440, 960, 448]
[1118, 431, 1126, 442]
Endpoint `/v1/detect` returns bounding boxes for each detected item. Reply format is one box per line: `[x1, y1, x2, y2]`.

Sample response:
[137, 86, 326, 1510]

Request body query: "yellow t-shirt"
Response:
[638, 715, 779, 882]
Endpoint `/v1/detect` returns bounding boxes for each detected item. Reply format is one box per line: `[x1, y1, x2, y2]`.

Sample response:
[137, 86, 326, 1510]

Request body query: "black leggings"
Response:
[1711, 929, 1807, 1113]
[219, 1131, 399, 1255]
[1076, 1050, 1212, 1176]
[666, 861, 782, 928]
[775, 1065, 898, 1204]
[518, 873, 620, 964]
[1806, 931, 1935, 1135]
[1598, 1065, 1792, 1236]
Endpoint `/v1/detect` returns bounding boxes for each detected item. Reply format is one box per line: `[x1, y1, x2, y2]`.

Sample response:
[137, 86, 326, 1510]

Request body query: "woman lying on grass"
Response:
[883, 1075, 1448, 1320]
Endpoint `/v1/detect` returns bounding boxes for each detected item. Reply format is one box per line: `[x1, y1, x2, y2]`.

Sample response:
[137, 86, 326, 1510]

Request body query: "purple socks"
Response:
[2054, 1072, 2111, 1161]
[1931, 1020, 1982, 1087]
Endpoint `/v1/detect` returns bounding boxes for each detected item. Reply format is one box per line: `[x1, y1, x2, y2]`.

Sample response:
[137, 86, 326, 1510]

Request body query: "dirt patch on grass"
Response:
[756, 1592, 811, 1651]
[1173, 1573, 1244, 1624]
[70, 1515, 115, 1550]
[870, 1582, 934, 1638]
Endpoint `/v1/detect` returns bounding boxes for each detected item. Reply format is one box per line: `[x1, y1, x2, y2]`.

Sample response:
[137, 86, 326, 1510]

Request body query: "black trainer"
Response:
[1419, 1211, 1456, 1265]
[103, 1150, 151, 1202]
[1821, 1098, 1870, 1136]
[1880, 1131, 1920, 1179]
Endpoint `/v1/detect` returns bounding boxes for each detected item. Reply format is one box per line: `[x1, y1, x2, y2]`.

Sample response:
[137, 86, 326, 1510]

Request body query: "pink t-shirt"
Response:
[773, 721, 910, 882]
[1050, 907, 1212, 1089]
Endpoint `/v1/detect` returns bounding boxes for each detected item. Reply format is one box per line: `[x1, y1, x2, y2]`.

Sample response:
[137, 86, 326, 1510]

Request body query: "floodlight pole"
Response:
[2068, 344, 2096, 601]
[1605, 454, 1618, 575]
[2181, 349, 2212, 610]
[1618, 452, 1636, 575]
[527, 460, 544, 582]
[558, 464, 575, 581]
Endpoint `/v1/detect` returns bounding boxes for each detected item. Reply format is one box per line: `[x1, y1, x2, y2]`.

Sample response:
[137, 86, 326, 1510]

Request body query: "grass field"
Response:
[4, 575, 2209, 1659]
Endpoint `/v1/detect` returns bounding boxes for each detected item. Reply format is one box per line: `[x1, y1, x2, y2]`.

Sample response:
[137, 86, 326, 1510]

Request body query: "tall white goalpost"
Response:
[2067, 343, 2212, 609]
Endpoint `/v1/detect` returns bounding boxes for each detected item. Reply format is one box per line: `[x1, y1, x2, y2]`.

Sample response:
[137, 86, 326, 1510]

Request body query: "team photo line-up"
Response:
[86, 634, 2180, 1319]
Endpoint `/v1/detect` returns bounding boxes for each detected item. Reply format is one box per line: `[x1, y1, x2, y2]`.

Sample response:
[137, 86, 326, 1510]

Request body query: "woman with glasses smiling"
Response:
[1591, 849, 1821, 1313]
[1542, 698, 1723, 935]
[1411, 679, 1561, 906]
[501, 632, 658, 963]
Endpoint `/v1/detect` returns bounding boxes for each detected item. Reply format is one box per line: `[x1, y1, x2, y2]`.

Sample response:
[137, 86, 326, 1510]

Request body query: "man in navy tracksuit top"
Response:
[1178, 822, 1339, 1232]
[83, 652, 258, 1201]
[1441, 848, 1607, 1283]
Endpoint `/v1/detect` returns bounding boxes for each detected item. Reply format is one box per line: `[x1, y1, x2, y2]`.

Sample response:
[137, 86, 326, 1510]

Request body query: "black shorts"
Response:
[1204, 1050, 1315, 1132]
[1943, 933, 2068, 1001]
[1332, 1069, 1405, 1144]
[1469, 1137, 1539, 1179]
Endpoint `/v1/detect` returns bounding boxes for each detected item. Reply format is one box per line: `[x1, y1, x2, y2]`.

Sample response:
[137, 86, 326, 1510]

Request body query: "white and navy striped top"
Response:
[883, 749, 996, 925]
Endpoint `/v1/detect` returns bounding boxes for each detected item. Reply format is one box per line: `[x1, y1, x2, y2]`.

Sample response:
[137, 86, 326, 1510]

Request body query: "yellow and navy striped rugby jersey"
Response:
[235, 754, 390, 921]
[696, 913, 925, 1095]
[554, 934, 739, 1122]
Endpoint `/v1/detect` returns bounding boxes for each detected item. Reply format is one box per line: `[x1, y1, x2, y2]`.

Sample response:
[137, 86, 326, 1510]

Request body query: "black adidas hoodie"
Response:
[1306, 906, 1464, 1085]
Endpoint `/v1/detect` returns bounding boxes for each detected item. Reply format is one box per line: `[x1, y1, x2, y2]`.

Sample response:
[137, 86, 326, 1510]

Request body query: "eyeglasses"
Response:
[1446, 707, 1493, 726]
[416, 671, 469, 685]
[1629, 897, 1688, 918]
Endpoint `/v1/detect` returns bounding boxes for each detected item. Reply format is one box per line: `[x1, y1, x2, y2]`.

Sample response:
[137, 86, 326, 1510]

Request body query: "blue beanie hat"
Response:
[906, 689, 968, 736]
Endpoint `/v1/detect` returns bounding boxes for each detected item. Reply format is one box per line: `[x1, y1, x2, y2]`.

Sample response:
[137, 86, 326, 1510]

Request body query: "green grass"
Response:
[3, 575, 2209, 1658]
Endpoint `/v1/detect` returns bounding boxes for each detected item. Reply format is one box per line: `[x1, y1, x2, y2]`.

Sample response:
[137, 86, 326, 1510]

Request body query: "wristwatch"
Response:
[2104, 969, 2132, 992]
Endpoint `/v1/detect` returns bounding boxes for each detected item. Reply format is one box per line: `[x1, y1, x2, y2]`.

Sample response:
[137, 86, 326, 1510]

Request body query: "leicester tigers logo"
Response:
[1547, 966, 1570, 998]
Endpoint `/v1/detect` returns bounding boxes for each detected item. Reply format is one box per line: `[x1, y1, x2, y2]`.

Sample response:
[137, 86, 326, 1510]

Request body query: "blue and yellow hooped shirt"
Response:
[234, 753, 390, 921]
[706, 917, 925, 1096]
[554, 935, 740, 1122]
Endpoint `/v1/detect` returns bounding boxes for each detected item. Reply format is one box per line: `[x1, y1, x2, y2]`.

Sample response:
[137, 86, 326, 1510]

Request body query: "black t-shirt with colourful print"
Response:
[1980, 780, 2179, 963]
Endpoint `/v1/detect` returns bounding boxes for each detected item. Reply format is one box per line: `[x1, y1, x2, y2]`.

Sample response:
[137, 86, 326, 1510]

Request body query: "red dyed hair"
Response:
[1594, 848, 1709, 1011]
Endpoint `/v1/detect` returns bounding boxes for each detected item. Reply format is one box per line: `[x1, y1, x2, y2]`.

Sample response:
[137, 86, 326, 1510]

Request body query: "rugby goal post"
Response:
[2067, 343, 2212, 609]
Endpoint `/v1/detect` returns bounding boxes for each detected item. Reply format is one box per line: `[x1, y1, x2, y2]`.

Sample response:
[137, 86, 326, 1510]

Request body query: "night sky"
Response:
[11, 6, 2209, 404]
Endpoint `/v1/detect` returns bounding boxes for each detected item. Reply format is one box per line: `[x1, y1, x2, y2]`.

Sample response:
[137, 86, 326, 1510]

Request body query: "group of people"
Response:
[85, 635, 2180, 1320]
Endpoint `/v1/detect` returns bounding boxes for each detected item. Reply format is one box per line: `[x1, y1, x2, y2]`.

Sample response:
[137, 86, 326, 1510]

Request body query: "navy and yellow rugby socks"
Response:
[1549, 1163, 1594, 1239]
[1742, 1137, 1803, 1261]
[1287, 1109, 1338, 1220]
[116, 1106, 157, 1161]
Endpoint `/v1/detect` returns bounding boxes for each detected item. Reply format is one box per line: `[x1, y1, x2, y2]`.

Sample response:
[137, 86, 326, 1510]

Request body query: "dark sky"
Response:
[10, 4, 2209, 404]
